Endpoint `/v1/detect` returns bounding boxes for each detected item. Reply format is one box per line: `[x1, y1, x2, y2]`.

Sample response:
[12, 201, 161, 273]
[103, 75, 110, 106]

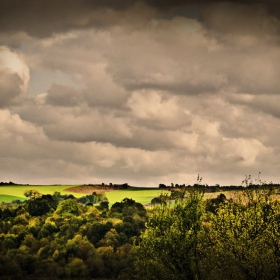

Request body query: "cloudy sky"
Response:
[1, 0, 280, 186]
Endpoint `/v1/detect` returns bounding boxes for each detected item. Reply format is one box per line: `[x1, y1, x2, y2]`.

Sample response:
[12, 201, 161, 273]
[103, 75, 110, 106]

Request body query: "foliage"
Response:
[26, 194, 58, 216]
[76, 192, 105, 205]
[136, 187, 280, 280]
[2, 186, 280, 279]
[205, 193, 227, 213]
[0, 192, 148, 279]
[136, 189, 205, 280]
[111, 198, 146, 217]
[204, 188, 280, 280]
[55, 199, 81, 216]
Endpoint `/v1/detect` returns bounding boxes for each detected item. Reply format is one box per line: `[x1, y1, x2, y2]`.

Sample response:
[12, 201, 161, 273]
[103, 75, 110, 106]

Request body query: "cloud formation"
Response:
[1, 1, 280, 186]
[0, 47, 29, 106]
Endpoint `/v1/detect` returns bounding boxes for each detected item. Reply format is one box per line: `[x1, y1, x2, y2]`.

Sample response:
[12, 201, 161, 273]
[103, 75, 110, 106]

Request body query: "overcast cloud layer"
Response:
[1, 0, 280, 186]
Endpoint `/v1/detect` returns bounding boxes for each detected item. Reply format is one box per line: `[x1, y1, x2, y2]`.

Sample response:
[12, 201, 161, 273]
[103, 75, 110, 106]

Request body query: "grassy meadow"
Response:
[0, 185, 169, 205]
[0, 185, 83, 202]
[0, 194, 27, 203]
[106, 188, 168, 205]
[0, 184, 244, 205]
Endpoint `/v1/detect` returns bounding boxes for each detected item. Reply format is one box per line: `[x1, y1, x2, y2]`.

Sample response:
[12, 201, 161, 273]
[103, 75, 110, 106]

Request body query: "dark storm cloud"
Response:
[0, 0, 137, 37]
[148, 0, 280, 12]
[1, 0, 280, 38]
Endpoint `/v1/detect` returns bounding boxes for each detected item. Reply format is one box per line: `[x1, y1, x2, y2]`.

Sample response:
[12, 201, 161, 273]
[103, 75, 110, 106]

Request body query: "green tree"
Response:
[55, 199, 80, 216]
[24, 189, 41, 199]
[204, 188, 280, 280]
[66, 234, 95, 261]
[66, 257, 87, 278]
[135, 189, 205, 280]
[98, 228, 120, 249]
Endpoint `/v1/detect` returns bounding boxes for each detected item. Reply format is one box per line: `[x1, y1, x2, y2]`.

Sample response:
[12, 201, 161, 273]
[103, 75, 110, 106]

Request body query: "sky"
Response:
[1, 0, 280, 187]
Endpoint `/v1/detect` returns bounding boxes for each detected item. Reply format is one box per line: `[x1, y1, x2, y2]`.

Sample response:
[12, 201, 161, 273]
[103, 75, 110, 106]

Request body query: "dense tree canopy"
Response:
[0, 193, 146, 279]
[136, 188, 280, 280]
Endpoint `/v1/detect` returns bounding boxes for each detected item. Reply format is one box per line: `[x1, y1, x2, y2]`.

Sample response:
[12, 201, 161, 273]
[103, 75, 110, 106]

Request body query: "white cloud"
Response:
[0, 46, 30, 92]
[127, 90, 191, 129]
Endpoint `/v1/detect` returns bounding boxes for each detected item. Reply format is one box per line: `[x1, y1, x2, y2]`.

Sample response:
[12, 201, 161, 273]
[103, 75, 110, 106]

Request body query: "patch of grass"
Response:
[0, 185, 84, 198]
[106, 188, 168, 205]
[0, 194, 27, 203]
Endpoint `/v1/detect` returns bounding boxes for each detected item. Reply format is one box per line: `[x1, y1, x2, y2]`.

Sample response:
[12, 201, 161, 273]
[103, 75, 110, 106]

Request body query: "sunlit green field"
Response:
[0, 184, 238, 205]
[107, 189, 237, 205]
[106, 188, 168, 205]
[0, 194, 27, 203]
[0, 185, 166, 204]
[0, 185, 83, 201]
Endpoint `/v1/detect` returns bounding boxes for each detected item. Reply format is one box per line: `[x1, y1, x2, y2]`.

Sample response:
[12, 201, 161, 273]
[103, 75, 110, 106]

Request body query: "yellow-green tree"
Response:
[205, 188, 280, 280]
[135, 189, 205, 280]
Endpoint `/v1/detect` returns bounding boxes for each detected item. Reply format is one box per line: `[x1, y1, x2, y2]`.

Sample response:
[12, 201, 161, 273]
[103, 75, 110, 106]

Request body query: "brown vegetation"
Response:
[64, 185, 117, 194]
